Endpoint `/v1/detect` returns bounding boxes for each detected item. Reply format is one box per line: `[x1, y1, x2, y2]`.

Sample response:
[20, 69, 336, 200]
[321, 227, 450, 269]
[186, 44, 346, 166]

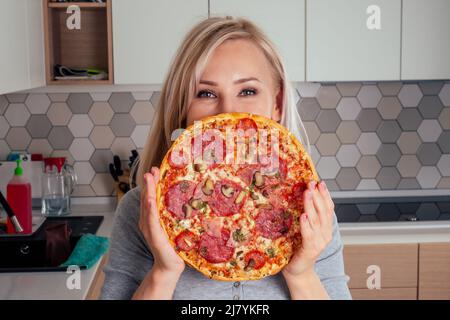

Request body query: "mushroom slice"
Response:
[221, 185, 235, 198]
[202, 179, 214, 196]
[253, 171, 264, 187]
[234, 191, 246, 204]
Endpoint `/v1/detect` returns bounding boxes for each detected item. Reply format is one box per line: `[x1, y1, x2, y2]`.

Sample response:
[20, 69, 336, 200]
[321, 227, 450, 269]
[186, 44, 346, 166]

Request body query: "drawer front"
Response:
[344, 244, 418, 289]
[419, 243, 450, 300]
[350, 288, 417, 300]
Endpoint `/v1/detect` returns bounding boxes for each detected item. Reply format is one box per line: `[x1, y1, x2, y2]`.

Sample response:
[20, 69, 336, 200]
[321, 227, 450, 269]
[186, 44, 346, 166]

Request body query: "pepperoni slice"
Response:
[175, 230, 198, 251]
[289, 181, 308, 209]
[244, 250, 267, 270]
[261, 154, 287, 180]
[198, 229, 235, 263]
[192, 132, 226, 166]
[208, 180, 246, 216]
[236, 118, 258, 138]
[236, 164, 261, 185]
[255, 208, 293, 239]
[260, 183, 290, 209]
[164, 180, 196, 219]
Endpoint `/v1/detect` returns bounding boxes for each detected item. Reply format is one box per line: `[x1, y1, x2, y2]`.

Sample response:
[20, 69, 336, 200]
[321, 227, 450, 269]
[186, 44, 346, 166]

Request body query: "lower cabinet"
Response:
[418, 243, 450, 300]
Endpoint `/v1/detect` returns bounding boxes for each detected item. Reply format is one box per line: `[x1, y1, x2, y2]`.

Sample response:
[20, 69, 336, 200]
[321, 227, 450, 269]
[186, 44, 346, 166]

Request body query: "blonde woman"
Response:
[101, 16, 351, 300]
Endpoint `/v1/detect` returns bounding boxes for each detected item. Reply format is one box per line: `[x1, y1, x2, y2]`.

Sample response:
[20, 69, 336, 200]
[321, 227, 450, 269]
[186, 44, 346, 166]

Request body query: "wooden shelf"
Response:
[48, 2, 106, 8]
[43, 0, 113, 85]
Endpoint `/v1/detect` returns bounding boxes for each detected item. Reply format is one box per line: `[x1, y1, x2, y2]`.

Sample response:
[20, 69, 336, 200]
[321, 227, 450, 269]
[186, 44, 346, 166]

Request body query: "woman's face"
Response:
[186, 39, 282, 126]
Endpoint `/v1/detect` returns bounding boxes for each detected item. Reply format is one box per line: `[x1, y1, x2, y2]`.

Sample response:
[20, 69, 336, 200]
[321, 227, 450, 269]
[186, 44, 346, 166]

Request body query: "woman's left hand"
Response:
[282, 180, 335, 279]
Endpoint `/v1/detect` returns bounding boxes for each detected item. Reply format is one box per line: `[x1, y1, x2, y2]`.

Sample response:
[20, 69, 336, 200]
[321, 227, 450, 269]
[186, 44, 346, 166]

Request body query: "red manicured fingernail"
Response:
[309, 180, 316, 190]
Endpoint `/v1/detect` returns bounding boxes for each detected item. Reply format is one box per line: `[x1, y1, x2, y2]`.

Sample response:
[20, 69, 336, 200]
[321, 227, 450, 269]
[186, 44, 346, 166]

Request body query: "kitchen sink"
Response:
[0, 216, 103, 272]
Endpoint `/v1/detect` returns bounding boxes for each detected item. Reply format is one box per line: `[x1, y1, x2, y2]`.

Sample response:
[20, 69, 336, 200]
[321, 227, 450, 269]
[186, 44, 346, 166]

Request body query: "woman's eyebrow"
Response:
[199, 77, 261, 86]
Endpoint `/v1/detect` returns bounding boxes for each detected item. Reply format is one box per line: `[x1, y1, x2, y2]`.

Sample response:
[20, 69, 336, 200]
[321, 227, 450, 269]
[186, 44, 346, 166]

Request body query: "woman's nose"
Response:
[219, 97, 236, 113]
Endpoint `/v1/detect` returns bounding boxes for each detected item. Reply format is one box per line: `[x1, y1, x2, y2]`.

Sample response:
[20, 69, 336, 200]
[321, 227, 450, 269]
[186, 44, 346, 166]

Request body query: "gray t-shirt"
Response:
[100, 186, 352, 300]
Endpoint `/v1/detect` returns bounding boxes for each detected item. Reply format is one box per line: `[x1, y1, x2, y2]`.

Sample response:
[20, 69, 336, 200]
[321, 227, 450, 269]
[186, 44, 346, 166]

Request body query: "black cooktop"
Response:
[334, 195, 450, 222]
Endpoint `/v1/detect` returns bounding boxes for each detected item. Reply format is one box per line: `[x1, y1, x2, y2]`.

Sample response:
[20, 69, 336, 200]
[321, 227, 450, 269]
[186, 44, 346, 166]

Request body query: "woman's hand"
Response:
[281, 180, 335, 299]
[139, 167, 185, 275]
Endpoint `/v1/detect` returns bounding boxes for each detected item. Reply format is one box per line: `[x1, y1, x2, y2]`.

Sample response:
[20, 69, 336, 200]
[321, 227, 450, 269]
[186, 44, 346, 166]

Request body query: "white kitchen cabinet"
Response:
[0, 0, 45, 94]
[112, 0, 208, 85]
[401, 0, 450, 80]
[306, 0, 401, 81]
[210, 0, 305, 82]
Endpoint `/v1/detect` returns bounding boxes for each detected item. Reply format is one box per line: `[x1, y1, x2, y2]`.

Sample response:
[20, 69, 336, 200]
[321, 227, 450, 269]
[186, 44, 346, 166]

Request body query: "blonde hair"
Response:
[133, 16, 310, 188]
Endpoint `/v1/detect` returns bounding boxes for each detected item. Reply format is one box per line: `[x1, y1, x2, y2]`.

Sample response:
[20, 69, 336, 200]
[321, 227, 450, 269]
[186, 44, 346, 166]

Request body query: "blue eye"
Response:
[240, 88, 257, 96]
[197, 90, 216, 98]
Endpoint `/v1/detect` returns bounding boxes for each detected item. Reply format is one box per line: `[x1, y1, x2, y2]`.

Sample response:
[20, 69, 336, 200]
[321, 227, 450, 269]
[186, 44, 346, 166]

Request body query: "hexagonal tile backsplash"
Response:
[0, 81, 449, 197]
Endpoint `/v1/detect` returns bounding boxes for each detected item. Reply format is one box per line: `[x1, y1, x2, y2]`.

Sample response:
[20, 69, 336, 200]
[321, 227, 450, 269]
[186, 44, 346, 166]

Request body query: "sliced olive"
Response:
[194, 163, 207, 173]
[182, 203, 193, 218]
[202, 179, 214, 196]
[221, 185, 235, 198]
[234, 191, 246, 204]
[189, 198, 203, 210]
[253, 171, 264, 187]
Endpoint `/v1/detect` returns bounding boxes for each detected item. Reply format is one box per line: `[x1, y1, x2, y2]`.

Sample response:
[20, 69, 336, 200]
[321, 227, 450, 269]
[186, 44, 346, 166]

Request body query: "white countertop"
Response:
[1, 196, 450, 299]
[0, 200, 117, 300]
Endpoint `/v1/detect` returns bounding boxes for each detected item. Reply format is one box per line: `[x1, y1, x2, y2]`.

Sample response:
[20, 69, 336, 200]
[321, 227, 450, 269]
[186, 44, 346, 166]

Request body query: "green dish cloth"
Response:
[60, 234, 109, 269]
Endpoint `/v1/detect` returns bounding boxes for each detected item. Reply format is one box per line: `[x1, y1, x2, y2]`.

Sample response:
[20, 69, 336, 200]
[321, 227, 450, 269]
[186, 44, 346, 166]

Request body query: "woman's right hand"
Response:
[139, 167, 185, 276]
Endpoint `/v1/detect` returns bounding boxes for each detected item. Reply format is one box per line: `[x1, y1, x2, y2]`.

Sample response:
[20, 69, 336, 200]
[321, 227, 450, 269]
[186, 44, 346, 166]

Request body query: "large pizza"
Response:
[156, 113, 319, 281]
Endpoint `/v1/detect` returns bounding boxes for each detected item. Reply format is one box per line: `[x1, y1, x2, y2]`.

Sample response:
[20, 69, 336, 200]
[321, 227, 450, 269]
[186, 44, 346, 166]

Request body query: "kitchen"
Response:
[0, 0, 450, 301]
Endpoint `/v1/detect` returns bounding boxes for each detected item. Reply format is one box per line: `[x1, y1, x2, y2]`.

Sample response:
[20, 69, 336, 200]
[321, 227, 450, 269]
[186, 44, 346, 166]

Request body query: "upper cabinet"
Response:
[0, 0, 45, 95]
[401, 0, 450, 80]
[210, 0, 306, 82]
[306, 0, 401, 82]
[112, 0, 208, 85]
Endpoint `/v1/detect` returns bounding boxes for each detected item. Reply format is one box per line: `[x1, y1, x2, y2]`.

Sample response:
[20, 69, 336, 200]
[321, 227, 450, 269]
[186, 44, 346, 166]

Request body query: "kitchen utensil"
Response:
[0, 191, 23, 233]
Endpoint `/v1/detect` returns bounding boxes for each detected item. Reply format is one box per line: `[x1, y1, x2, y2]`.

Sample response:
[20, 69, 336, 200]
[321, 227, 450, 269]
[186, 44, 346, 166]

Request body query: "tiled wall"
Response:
[0, 81, 449, 196]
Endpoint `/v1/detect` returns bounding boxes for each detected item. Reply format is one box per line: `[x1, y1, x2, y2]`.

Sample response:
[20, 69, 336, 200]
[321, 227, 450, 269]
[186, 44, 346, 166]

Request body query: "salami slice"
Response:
[236, 164, 261, 185]
[164, 180, 196, 219]
[255, 208, 293, 240]
[198, 229, 234, 263]
[289, 181, 308, 210]
[208, 180, 246, 216]
[175, 230, 198, 251]
[244, 250, 267, 270]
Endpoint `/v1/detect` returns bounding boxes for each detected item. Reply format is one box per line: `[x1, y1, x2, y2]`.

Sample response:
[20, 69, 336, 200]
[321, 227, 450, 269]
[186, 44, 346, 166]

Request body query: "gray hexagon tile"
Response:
[356, 132, 381, 155]
[417, 119, 442, 142]
[88, 102, 114, 125]
[437, 154, 450, 176]
[109, 92, 135, 113]
[376, 167, 401, 189]
[418, 96, 444, 119]
[90, 149, 114, 173]
[336, 121, 361, 144]
[71, 185, 95, 197]
[4, 103, 30, 126]
[130, 101, 154, 125]
[417, 166, 441, 188]
[417, 143, 442, 165]
[397, 108, 422, 131]
[47, 103, 72, 126]
[27, 139, 52, 156]
[91, 173, 115, 196]
[89, 92, 111, 102]
[356, 109, 382, 132]
[437, 131, 450, 153]
[439, 108, 450, 130]
[131, 92, 153, 101]
[51, 150, 75, 166]
[6, 93, 28, 103]
[398, 84, 423, 107]
[397, 132, 421, 154]
[297, 98, 320, 121]
[316, 133, 340, 156]
[25, 94, 50, 114]
[0, 95, 8, 114]
[68, 114, 94, 138]
[439, 83, 450, 106]
[316, 85, 341, 109]
[377, 97, 402, 120]
[69, 138, 95, 161]
[0, 140, 11, 160]
[48, 93, 68, 102]
[316, 109, 341, 132]
[110, 114, 136, 137]
[26, 115, 52, 138]
[111, 137, 136, 160]
[398, 178, 421, 190]
[295, 82, 321, 98]
[376, 121, 401, 143]
[336, 97, 361, 121]
[89, 126, 115, 149]
[5, 127, 31, 150]
[0, 116, 10, 138]
[420, 81, 444, 95]
[376, 144, 401, 166]
[336, 168, 360, 190]
[73, 162, 95, 185]
[303, 122, 321, 144]
[356, 179, 380, 190]
[48, 127, 74, 150]
[336, 82, 361, 97]
[322, 179, 340, 191]
[316, 156, 340, 179]
[131, 125, 151, 149]
[336, 144, 361, 167]
[67, 93, 93, 114]
[438, 177, 450, 189]
[309, 145, 320, 164]
[397, 155, 421, 178]
[357, 85, 381, 108]
[356, 155, 381, 178]
[150, 92, 161, 108]
[377, 82, 402, 96]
